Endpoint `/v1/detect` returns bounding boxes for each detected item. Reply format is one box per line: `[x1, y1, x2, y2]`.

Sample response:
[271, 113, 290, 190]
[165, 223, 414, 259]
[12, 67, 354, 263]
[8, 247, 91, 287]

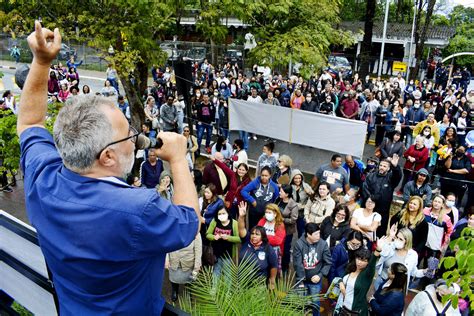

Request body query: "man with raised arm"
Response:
[17, 21, 200, 315]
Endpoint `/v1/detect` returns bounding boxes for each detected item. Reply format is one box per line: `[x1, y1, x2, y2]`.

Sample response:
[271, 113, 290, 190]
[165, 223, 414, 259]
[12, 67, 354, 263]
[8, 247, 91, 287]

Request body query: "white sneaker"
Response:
[252, 135, 257, 140]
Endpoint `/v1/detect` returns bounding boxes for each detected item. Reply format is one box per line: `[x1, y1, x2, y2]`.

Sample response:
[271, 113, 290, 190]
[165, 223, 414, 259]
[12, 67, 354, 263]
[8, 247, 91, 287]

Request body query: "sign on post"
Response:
[392, 61, 407, 73]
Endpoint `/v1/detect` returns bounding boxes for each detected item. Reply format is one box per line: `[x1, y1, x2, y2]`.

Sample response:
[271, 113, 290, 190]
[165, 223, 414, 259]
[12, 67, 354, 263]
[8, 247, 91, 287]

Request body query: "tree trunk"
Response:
[358, 0, 376, 78]
[412, 0, 436, 80]
[396, 0, 403, 22]
[120, 74, 145, 130]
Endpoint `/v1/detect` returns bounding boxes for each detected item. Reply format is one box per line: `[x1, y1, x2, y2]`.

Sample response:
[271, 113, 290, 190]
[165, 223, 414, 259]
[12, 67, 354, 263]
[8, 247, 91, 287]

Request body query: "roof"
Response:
[339, 21, 456, 40]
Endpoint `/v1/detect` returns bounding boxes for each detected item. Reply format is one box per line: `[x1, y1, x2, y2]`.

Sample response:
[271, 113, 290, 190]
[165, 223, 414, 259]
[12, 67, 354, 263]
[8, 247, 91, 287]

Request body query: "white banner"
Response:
[229, 99, 367, 157]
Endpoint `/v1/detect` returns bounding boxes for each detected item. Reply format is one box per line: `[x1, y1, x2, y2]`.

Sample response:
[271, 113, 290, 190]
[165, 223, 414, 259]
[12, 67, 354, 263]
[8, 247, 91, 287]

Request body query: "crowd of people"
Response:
[116, 59, 473, 315]
[2, 27, 474, 315]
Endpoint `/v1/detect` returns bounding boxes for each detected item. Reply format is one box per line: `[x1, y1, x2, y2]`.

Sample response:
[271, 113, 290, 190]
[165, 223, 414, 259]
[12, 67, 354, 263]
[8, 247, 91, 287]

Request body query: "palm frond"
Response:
[180, 257, 315, 315]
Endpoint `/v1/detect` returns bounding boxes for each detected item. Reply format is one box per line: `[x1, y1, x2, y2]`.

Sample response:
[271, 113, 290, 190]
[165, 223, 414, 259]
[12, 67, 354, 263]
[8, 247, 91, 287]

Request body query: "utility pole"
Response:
[406, 0, 417, 81]
[378, 0, 390, 77]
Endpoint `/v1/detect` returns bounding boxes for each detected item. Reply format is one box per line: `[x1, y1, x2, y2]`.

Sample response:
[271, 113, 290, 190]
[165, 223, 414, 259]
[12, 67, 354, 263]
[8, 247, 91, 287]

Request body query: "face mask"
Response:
[446, 200, 455, 208]
[394, 240, 404, 250]
[423, 131, 430, 136]
[265, 213, 275, 222]
[196, 93, 201, 98]
[366, 164, 376, 170]
[214, 92, 218, 96]
[218, 214, 228, 222]
[435, 291, 443, 303]
[335, 217, 345, 223]
[414, 103, 420, 108]
[306, 97, 311, 102]
[455, 151, 464, 158]
[343, 194, 351, 202]
[347, 242, 359, 251]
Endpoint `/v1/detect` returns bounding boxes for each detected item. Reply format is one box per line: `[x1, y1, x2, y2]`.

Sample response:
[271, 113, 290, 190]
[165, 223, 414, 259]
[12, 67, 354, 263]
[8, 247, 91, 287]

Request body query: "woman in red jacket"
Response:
[402, 135, 429, 187]
[212, 158, 251, 219]
[257, 203, 286, 274]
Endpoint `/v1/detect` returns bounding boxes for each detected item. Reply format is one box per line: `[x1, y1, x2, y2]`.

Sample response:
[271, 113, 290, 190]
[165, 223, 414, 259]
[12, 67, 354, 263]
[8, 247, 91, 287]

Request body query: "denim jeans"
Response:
[305, 281, 322, 316]
[197, 122, 213, 149]
[220, 128, 230, 140]
[107, 77, 119, 94]
[238, 131, 249, 150]
[296, 216, 306, 238]
[176, 111, 184, 134]
[282, 234, 293, 273]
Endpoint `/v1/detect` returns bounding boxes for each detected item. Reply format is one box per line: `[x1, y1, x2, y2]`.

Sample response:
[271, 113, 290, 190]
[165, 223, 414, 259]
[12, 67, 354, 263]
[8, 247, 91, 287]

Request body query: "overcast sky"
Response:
[450, 0, 474, 8]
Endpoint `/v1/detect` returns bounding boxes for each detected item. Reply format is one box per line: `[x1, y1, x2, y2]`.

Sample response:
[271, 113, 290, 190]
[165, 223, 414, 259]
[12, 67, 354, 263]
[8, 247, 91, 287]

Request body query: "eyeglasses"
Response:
[96, 126, 140, 159]
[336, 213, 346, 218]
[183, 130, 190, 133]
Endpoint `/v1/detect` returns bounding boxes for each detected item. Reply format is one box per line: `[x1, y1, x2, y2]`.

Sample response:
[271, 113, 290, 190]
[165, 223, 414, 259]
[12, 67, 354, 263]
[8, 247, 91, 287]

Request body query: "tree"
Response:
[442, 5, 474, 67]
[358, 0, 376, 78]
[241, 0, 354, 77]
[411, 0, 437, 80]
[1, 0, 173, 129]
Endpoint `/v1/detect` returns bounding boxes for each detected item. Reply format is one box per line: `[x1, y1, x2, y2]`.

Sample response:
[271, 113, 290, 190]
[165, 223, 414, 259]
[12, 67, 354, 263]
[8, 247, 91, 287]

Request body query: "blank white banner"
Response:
[229, 99, 367, 157]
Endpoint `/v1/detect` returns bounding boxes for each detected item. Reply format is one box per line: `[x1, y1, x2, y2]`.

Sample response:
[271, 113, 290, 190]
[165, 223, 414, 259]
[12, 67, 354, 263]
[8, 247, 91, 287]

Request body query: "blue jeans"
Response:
[282, 234, 293, 273]
[305, 281, 322, 316]
[220, 128, 229, 140]
[296, 216, 305, 238]
[177, 111, 184, 134]
[197, 122, 213, 149]
[107, 78, 119, 94]
[238, 131, 249, 150]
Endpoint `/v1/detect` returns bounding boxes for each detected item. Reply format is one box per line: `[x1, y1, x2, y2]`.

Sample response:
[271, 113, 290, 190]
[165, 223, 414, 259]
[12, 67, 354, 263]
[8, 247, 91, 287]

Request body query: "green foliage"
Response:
[441, 226, 474, 310]
[0, 110, 20, 173]
[243, 0, 354, 77]
[179, 256, 312, 315]
[11, 301, 33, 316]
[0, 102, 60, 173]
[442, 5, 474, 67]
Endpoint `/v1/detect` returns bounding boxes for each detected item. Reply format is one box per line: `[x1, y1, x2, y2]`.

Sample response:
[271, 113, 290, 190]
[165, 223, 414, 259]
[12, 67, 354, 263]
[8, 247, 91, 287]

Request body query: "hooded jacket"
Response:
[293, 235, 332, 283]
[403, 168, 432, 206]
[290, 169, 314, 212]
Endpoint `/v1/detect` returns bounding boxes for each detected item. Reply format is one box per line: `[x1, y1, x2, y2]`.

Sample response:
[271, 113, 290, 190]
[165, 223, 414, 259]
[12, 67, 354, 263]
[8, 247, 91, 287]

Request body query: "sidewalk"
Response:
[0, 59, 107, 81]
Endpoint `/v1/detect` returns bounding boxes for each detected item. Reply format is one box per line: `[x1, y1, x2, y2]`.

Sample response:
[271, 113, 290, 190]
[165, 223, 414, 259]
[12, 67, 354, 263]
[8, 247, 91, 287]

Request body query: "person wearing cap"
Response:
[403, 168, 432, 207]
[406, 279, 461, 316]
[17, 22, 200, 314]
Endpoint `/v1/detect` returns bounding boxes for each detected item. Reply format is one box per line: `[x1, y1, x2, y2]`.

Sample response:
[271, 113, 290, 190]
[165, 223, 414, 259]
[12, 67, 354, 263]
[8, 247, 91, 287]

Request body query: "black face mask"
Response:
[233, 145, 237, 150]
[435, 291, 443, 302]
[456, 151, 464, 158]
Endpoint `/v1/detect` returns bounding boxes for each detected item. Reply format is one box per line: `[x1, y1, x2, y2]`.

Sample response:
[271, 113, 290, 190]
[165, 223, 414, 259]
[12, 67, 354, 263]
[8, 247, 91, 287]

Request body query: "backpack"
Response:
[424, 291, 452, 316]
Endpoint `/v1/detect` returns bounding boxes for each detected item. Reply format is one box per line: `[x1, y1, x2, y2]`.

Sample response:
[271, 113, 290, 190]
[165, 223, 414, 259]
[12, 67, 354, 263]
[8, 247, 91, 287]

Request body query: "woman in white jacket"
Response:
[375, 227, 425, 291]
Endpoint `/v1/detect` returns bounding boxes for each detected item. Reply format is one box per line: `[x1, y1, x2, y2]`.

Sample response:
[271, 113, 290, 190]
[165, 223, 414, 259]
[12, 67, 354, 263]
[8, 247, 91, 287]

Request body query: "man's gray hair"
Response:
[53, 95, 116, 173]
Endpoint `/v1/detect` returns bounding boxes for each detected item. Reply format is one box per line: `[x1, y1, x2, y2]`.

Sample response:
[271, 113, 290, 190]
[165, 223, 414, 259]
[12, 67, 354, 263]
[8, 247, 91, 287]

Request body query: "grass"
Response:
[11, 301, 33, 316]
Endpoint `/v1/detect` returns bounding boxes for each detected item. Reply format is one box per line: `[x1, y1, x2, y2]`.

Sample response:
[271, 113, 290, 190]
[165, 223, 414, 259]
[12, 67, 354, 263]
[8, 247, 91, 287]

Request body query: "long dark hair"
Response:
[331, 204, 350, 224]
[215, 135, 227, 152]
[382, 262, 408, 294]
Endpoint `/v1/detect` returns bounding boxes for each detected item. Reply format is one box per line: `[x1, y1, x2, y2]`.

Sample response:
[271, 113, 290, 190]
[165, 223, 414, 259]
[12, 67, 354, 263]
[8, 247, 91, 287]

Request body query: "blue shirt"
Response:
[20, 127, 199, 315]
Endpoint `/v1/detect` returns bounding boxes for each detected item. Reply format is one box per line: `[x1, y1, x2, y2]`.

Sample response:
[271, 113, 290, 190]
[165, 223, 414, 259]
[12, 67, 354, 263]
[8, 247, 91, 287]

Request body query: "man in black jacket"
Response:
[301, 93, 318, 112]
[362, 154, 402, 237]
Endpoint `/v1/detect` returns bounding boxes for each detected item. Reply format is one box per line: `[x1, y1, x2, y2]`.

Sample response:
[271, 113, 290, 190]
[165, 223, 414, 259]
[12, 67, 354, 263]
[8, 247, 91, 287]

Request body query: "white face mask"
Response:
[196, 93, 201, 98]
[265, 213, 275, 222]
[423, 131, 430, 136]
[343, 194, 351, 202]
[414, 103, 420, 108]
[335, 217, 345, 223]
[446, 201, 455, 208]
[306, 97, 312, 102]
[218, 214, 228, 222]
[394, 240, 404, 250]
